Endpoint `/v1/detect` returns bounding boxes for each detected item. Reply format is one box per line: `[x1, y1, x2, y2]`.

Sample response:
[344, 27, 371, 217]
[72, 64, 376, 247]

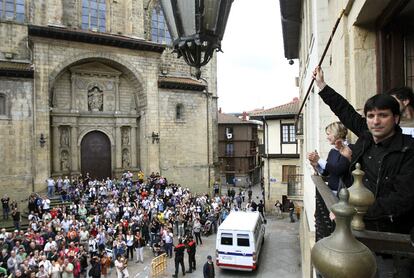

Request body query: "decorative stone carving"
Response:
[88, 86, 103, 111]
[122, 128, 129, 146]
[122, 148, 130, 168]
[60, 127, 69, 147]
[61, 150, 70, 171]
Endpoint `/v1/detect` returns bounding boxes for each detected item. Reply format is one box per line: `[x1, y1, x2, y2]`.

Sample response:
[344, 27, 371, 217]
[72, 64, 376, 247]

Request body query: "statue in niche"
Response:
[60, 128, 69, 147]
[61, 151, 70, 171]
[122, 149, 130, 169]
[88, 86, 103, 111]
[122, 129, 129, 146]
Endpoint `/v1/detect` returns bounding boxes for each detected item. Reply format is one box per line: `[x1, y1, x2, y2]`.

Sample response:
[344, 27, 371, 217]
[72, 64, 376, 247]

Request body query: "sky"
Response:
[217, 0, 299, 113]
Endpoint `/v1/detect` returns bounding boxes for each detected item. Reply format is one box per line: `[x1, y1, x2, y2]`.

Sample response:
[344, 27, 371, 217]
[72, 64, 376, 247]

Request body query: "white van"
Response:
[215, 211, 265, 271]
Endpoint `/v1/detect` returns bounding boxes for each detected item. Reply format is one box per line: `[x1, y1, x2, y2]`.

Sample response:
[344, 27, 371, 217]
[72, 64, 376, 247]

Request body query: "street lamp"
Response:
[160, 0, 234, 79]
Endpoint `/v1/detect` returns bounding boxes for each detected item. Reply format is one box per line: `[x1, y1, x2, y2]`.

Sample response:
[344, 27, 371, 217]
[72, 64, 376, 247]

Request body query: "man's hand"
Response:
[312, 66, 327, 90]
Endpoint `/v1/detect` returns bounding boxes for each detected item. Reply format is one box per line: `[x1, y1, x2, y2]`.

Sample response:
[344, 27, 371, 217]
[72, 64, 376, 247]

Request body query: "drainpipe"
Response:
[264, 116, 270, 207]
[28, 39, 35, 193]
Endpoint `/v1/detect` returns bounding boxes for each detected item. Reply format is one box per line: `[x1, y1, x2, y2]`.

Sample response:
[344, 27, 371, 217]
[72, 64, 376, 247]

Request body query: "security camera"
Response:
[289, 59, 294, 65]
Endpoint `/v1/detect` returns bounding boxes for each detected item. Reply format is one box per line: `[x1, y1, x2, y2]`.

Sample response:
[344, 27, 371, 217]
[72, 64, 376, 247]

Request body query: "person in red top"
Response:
[172, 238, 186, 277]
[185, 236, 196, 273]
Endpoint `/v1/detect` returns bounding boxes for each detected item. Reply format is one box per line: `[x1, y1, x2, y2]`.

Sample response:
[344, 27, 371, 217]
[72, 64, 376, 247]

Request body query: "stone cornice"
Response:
[28, 25, 166, 53]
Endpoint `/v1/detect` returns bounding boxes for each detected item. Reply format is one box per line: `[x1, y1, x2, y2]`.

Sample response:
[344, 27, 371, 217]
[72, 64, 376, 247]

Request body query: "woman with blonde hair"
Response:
[308, 121, 352, 195]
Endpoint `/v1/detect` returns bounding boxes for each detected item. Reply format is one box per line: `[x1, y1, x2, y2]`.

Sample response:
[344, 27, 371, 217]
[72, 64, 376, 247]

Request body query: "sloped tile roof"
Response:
[158, 76, 206, 91]
[0, 61, 33, 78]
[250, 98, 300, 117]
[218, 113, 256, 124]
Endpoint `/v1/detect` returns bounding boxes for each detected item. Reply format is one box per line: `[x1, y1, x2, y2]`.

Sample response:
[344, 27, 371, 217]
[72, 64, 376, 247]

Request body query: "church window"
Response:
[151, 2, 171, 45]
[176, 104, 183, 120]
[0, 94, 6, 115]
[0, 0, 25, 22]
[82, 0, 106, 32]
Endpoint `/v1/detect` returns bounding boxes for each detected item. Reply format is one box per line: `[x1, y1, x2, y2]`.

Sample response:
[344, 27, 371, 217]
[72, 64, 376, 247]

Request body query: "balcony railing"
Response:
[287, 174, 303, 198]
[312, 175, 414, 257]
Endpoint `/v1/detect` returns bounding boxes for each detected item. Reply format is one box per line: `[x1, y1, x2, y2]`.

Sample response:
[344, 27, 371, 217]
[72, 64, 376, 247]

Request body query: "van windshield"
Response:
[220, 233, 233, 245]
[237, 234, 250, 247]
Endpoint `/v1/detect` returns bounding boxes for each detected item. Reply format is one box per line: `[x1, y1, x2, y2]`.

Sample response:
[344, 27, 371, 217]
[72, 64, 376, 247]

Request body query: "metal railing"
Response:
[312, 175, 414, 257]
[287, 174, 304, 197]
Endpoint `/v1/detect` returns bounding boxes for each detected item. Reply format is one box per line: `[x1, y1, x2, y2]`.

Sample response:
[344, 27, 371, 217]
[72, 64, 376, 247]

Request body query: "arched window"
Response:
[0, 94, 6, 115]
[82, 0, 106, 32]
[176, 104, 183, 120]
[0, 0, 25, 22]
[151, 2, 171, 45]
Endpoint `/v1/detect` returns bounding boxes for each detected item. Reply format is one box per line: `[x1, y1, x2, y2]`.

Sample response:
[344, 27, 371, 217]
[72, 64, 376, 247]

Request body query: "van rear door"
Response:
[234, 233, 254, 269]
[218, 232, 236, 265]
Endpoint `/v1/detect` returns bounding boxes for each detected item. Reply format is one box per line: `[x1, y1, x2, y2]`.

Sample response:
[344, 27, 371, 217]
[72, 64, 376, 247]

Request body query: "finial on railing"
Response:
[348, 163, 375, 231]
[311, 188, 376, 278]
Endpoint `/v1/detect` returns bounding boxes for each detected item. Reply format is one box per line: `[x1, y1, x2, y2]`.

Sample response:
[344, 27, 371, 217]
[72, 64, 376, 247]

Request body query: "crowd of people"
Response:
[0, 171, 267, 278]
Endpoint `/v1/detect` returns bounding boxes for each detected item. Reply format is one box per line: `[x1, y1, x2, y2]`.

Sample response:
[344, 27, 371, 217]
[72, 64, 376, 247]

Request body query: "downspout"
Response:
[28, 38, 35, 193]
[200, 77, 210, 192]
[264, 116, 270, 203]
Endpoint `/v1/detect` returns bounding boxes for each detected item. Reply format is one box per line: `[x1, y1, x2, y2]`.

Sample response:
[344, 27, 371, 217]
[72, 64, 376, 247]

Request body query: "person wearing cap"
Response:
[203, 255, 215, 278]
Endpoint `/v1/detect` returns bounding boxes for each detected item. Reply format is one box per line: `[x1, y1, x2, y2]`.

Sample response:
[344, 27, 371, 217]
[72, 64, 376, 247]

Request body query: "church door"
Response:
[81, 131, 111, 180]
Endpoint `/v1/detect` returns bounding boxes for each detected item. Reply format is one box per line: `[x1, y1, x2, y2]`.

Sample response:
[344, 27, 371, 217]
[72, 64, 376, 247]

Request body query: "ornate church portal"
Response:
[50, 60, 142, 179]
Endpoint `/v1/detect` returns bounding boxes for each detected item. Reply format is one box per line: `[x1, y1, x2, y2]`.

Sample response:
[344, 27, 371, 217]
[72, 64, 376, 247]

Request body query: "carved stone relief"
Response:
[122, 127, 130, 146]
[122, 148, 130, 168]
[87, 86, 104, 111]
[60, 127, 70, 147]
[61, 150, 70, 171]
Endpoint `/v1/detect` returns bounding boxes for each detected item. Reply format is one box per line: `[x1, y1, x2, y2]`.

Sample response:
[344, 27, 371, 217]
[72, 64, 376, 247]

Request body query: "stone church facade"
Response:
[0, 0, 218, 200]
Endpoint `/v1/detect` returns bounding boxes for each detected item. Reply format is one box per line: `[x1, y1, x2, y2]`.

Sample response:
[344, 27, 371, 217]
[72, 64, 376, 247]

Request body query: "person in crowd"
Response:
[308, 122, 352, 195]
[185, 236, 196, 273]
[203, 255, 215, 278]
[134, 231, 145, 263]
[1, 194, 10, 220]
[274, 200, 282, 218]
[172, 238, 186, 278]
[288, 200, 295, 223]
[314, 66, 414, 277]
[386, 86, 414, 137]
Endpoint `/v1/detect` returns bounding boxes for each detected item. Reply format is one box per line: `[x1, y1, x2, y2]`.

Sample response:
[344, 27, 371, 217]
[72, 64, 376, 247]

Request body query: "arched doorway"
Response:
[81, 131, 111, 180]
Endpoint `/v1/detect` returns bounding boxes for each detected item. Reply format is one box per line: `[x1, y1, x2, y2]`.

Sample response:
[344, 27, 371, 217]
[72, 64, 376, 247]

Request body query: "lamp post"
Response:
[160, 0, 234, 79]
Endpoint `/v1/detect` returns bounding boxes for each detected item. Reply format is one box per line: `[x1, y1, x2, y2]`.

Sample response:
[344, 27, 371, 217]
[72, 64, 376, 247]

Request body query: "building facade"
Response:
[250, 99, 301, 210]
[217, 113, 260, 187]
[279, 0, 414, 276]
[0, 0, 218, 200]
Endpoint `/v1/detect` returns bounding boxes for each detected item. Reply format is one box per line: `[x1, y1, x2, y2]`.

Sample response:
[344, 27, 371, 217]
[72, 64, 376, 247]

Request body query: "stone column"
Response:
[52, 125, 60, 173]
[130, 126, 137, 167]
[70, 75, 77, 113]
[71, 126, 79, 172]
[47, 0, 63, 25]
[115, 126, 122, 168]
[115, 77, 120, 113]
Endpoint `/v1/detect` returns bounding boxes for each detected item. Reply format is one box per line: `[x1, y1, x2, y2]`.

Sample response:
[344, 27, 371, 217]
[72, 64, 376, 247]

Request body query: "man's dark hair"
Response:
[363, 94, 400, 116]
[386, 86, 414, 108]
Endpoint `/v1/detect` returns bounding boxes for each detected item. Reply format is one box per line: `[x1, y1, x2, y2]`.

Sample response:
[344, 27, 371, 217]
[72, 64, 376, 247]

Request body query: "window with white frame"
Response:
[151, 2, 171, 45]
[81, 0, 106, 32]
[0, 0, 25, 22]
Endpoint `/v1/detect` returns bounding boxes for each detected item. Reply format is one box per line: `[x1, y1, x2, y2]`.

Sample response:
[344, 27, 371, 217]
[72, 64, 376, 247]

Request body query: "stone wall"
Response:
[0, 78, 34, 200]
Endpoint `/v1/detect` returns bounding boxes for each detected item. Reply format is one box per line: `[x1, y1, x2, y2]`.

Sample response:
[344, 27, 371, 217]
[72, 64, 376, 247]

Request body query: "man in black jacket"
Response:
[314, 66, 414, 276]
[172, 238, 186, 277]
